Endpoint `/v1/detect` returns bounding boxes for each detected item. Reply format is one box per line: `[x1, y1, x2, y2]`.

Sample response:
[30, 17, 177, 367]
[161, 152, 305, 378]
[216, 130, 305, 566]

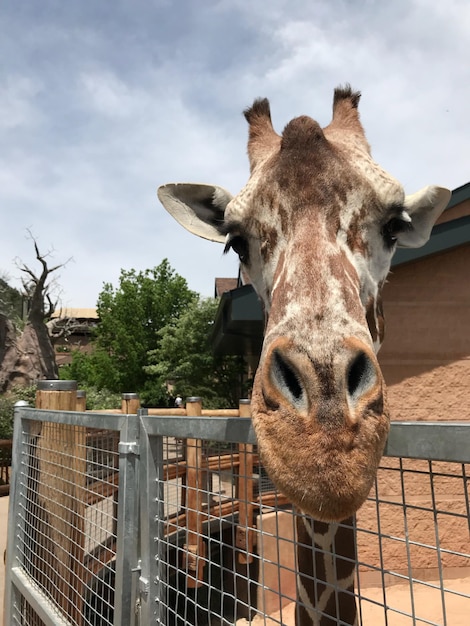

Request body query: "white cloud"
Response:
[0, 75, 43, 131]
[0, 0, 468, 308]
[79, 70, 142, 118]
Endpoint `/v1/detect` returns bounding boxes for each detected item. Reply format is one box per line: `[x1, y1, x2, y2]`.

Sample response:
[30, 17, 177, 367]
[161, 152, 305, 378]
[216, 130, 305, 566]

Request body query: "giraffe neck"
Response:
[295, 515, 358, 626]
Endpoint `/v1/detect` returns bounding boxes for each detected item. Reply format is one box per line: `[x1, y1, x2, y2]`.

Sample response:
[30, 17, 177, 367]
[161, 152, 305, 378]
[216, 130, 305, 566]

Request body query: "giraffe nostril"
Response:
[272, 349, 303, 402]
[347, 350, 376, 403]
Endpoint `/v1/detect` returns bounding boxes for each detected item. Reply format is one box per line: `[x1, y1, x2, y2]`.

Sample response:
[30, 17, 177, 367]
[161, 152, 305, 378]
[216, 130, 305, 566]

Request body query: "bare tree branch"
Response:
[14, 231, 73, 322]
[1, 232, 73, 390]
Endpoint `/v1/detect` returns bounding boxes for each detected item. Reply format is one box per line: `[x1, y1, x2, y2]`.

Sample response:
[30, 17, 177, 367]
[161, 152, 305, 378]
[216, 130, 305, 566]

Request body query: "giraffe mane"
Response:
[281, 116, 327, 152]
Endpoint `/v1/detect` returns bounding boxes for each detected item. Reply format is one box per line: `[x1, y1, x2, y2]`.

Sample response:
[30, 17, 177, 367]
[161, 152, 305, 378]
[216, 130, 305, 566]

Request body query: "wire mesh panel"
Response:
[141, 415, 470, 626]
[152, 436, 297, 626]
[11, 597, 47, 626]
[6, 408, 470, 626]
[5, 409, 128, 626]
[356, 458, 470, 625]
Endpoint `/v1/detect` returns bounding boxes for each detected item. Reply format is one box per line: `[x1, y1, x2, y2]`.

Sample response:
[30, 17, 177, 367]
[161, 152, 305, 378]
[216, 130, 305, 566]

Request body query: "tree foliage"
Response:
[66, 260, 197, 397]
[0, 276, 22, 322]
[145, 298, 248, 408]
[0, 384, 36, 439]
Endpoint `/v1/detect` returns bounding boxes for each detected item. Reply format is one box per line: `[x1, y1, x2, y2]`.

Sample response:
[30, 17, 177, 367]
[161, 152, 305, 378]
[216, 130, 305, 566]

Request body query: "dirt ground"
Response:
[237, 578, 470, 625]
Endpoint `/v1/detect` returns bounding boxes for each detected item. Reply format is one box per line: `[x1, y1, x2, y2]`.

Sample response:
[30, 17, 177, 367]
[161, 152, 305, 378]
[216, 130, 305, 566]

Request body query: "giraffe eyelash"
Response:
[224, 234, 250, 263]
[381, 212, 413, 248]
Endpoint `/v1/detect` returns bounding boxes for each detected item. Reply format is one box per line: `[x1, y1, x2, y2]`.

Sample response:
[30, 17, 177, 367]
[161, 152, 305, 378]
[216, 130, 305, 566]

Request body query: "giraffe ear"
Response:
[158, 183, 232, 243]
[397, 186, 451, 248]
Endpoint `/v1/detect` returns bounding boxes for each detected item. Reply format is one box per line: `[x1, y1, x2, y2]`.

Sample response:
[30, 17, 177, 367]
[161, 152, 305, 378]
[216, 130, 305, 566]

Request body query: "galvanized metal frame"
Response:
[136, 416, 470, 463]
[138, 408, 167, 626]
[4, 406, 139, 626]
[4, 407, 470, 625]
[137, 414, 470, 626]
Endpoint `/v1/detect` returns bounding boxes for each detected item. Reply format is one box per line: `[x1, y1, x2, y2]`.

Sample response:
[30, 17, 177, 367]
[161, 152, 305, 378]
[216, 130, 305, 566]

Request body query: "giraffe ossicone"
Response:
[158, 85, 450, 523]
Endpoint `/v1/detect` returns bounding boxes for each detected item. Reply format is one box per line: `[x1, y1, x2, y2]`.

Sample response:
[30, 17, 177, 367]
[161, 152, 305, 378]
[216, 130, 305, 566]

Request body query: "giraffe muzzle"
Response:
[250, 335, 390, 521]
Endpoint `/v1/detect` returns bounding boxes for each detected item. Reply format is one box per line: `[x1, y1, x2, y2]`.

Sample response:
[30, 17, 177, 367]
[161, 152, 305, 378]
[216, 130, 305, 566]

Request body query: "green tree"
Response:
[65, 260, 196, 396]
[0, 384, 36, 439]
[145, 298, 248, 408]
[0, 275, 23, 321]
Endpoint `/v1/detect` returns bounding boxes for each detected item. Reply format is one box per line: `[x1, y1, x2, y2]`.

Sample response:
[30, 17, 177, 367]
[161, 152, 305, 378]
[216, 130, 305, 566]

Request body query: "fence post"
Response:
[182, 396, 206, 587]
[35, 379, 77, 410]
[236, 399, 255, 564]
[34, 379, 87, 623]
[76, 389, 87, 412]
[121, 392, 141, 414]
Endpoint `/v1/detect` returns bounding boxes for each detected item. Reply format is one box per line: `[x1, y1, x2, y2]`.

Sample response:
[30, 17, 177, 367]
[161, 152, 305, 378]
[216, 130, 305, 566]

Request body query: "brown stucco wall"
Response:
[357, 243, 470, 577]
[379, 243, 470, 421]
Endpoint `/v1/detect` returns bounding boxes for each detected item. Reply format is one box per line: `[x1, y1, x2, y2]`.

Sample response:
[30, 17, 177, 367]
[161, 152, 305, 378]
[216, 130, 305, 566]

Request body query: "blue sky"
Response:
[1, 0, 468, 307]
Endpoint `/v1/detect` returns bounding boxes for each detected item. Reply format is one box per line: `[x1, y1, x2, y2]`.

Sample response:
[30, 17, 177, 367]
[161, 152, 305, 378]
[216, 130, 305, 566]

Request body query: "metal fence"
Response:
[4, 403, 470, 626]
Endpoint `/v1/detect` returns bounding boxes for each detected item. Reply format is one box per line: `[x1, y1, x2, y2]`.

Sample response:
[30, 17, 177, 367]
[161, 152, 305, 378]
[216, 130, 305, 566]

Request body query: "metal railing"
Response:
[4, 399, 470, 626]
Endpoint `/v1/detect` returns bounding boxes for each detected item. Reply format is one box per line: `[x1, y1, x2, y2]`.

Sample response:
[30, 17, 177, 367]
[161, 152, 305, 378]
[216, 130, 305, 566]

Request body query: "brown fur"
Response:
[159, 85, 447, 626]
[244, 98, 281, 173]
[296, 516, 357, 625]
[240, 89, 394, 625]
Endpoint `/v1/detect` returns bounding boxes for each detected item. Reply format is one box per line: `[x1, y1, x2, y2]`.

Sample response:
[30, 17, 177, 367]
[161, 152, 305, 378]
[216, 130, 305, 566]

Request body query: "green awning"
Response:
[211, 284, 264, 356]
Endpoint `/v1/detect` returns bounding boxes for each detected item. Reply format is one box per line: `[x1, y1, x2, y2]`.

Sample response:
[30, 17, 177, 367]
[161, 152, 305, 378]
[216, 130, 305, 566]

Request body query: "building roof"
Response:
[214, 278, 239, 298]
[51, 308, 98, 320]
[211, 284, 264, 356]
[444, 181, 470, 211]
[393, 182, 470, 267]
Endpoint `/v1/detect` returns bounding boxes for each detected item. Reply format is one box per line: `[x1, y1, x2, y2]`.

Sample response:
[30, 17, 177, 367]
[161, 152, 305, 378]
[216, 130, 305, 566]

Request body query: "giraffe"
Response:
[157, 86, 450, 625]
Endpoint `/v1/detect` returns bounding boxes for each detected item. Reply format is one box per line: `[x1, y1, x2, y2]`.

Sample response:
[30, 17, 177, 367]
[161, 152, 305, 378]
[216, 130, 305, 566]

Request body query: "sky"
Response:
[1, 0, 469, 308]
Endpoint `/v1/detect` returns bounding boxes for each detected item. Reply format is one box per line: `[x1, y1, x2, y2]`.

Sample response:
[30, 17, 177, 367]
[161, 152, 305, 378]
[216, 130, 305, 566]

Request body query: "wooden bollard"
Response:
[182, 397, 206, 587]
[35, 379, 78, 411]
[236, 399, 255, 563]
[121, 392, 140, 414]
[76, 389, 87, 412]
[34, 380, 86, 623]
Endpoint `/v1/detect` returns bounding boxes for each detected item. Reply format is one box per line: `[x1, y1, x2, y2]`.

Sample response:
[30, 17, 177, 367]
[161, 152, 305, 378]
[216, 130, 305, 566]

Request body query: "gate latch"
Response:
[119, 441, 140, 456]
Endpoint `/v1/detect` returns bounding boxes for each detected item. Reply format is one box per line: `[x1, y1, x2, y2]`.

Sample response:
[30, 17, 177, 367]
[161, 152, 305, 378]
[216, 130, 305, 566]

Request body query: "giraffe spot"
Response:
[259, 224, 278, 261]
[365, 295, 385, 344]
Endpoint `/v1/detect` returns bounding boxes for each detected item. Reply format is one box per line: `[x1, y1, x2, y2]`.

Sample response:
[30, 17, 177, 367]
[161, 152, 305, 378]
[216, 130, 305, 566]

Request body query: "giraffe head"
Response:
[158, 86, 450, 522]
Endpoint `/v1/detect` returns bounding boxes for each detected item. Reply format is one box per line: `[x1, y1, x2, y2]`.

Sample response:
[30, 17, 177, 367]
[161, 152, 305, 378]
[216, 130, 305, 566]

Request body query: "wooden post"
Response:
[236, 399, 255, 563]
[182, 397, 206, 587]
[76, 389, 87, 412]
[35, 379, 77, 411]
[121, 392, 140, 414]
[34, 380, 87, 623]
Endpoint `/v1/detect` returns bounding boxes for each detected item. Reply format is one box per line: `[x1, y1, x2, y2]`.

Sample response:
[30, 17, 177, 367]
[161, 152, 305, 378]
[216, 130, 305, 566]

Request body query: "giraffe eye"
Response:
[381, 217, 411, 249]
[224, 235, 249, 263]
